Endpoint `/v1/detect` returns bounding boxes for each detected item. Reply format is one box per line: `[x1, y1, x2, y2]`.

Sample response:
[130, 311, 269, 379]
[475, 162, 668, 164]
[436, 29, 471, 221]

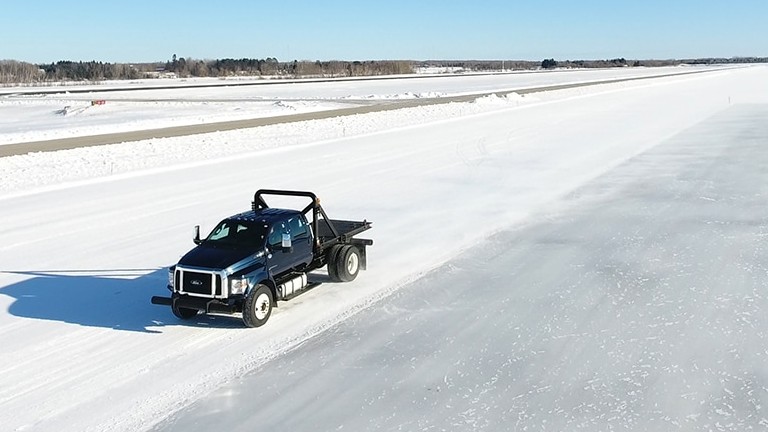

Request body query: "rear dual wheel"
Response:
[327, 244, 360, 283]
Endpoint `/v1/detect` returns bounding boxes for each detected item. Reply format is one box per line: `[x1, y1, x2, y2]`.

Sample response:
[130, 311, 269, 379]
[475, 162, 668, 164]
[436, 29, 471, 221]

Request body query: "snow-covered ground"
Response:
[0, 66, 722, 145]
[0, 65, 766, 432]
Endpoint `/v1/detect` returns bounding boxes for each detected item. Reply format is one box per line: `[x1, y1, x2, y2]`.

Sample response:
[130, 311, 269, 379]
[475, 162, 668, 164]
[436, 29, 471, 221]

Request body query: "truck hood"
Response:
[178, 244, 264, 272]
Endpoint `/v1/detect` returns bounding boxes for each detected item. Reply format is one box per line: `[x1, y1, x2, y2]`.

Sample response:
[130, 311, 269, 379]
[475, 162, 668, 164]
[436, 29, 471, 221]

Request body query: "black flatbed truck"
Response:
[151, 189, 373, 327]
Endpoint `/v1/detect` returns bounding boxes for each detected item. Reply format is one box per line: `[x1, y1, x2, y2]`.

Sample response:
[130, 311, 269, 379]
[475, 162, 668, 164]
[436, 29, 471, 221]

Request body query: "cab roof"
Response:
[227, 208, 302, 225]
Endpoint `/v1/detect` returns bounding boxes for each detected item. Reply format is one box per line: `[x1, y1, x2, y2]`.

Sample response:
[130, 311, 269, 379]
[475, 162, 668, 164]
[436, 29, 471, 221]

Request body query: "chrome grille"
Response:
[177, 269, 223, 297]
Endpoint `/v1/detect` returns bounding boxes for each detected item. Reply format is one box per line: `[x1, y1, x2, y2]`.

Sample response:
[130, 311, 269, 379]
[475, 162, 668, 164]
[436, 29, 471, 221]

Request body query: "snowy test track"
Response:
[1, 66, 767, 431]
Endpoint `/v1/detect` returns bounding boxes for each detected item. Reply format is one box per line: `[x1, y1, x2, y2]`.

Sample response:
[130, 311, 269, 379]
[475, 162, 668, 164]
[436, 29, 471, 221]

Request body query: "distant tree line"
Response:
[163, 55, 413, 78]
[540, 56, 768, 69]
[544, 58, 661, 69]
[39, 61, 143, 81]
[680, 57, 768, 65]
[1, 55, 766, 85]
[417, 59, 541, 71]
[0, 56, 415, 84]
[0, 60, 42, 83]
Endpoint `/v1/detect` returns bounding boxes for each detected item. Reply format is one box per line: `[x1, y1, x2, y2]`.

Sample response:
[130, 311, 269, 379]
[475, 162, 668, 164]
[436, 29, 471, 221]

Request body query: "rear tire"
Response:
[172, 301, 198, 320]
[335, 245, 361, 282]
[243, 284, 273, 328]
[326, 244, 344, 282]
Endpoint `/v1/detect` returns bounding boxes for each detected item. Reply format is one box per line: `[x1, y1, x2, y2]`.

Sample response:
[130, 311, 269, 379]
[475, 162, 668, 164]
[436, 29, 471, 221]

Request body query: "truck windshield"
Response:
[204, 220, 268, 247]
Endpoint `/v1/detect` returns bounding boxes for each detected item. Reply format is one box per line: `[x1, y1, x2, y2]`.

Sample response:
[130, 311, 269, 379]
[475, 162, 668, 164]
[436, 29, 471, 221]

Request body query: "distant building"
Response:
[145, 68, 178, 79]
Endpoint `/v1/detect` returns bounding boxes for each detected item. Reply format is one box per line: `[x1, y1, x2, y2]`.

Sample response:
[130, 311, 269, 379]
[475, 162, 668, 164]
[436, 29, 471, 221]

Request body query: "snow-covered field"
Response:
[1, 65, 766, 431]
[0, 66, 719, 145]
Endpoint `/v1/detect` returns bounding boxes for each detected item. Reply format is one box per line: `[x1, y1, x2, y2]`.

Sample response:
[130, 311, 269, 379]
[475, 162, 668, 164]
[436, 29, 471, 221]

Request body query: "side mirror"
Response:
[193, 225, 202, 245]
[281, 233, 293, 253]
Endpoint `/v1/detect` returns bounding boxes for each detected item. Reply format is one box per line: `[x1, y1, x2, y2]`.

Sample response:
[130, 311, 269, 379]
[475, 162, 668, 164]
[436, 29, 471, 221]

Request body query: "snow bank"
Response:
[0, 98, 350, 145]
[473, 92, 536, 106]
[0, 89, 537, 196]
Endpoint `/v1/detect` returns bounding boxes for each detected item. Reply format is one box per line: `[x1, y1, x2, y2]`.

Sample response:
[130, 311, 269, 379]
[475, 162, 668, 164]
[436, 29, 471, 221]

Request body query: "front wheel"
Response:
[243, 284, 274, 328]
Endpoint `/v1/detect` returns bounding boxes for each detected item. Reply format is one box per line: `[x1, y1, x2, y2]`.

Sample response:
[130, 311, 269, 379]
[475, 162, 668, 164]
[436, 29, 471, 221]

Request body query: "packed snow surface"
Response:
[1, 66, 767, 432]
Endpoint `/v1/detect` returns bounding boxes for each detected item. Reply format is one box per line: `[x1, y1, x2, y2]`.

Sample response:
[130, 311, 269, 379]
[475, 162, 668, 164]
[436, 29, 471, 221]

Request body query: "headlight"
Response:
[168, 268, 175, 289]
[230, 277, 249, 295]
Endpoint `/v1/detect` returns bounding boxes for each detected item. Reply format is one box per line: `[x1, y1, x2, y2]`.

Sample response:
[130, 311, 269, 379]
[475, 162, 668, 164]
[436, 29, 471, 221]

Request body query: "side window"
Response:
[268, 222, 286, 248]
[288, 216, 308, 241]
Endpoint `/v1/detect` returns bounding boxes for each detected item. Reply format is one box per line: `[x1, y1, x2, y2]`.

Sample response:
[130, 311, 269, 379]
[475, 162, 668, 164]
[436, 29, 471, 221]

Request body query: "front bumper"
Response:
[151, 292, 242, 314]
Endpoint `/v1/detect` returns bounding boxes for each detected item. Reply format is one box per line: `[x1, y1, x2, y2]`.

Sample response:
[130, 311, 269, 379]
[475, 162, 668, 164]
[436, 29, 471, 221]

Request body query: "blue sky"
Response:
[2, 0, 765, 63]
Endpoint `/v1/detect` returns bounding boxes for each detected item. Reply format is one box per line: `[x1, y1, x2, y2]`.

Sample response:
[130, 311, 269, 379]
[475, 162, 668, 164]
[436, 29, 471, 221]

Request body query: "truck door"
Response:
[266, 222, 293, 277]
[287, 215, 313, 269]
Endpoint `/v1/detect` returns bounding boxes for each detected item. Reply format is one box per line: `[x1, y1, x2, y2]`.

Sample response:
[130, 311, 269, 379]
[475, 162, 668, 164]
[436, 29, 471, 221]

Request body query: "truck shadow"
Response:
[0, 268, 243, 333]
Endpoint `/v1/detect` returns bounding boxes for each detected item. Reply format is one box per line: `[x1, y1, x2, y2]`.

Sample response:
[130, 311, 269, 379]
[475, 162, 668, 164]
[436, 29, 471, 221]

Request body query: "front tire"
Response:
[172, 301, 198, 320]
[243, 284, 274, 328]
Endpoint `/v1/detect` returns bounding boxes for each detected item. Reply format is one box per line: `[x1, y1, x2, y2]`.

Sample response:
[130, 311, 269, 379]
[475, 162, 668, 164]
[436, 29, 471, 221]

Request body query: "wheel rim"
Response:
[347, 252, 359, 274]
[254, 293, 271, 320]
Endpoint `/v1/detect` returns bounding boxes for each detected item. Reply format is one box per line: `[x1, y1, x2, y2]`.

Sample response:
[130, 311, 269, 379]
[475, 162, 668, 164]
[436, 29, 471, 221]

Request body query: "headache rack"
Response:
[252, 189, 372, 250]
